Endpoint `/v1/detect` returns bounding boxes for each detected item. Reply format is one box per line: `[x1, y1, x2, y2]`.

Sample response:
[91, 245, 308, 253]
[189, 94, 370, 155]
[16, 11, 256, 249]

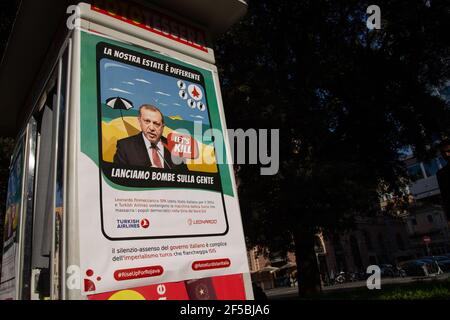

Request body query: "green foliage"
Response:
[215, 0, 450, 294]
[379, 284, 450, 300]
[216, 0, 450, 251]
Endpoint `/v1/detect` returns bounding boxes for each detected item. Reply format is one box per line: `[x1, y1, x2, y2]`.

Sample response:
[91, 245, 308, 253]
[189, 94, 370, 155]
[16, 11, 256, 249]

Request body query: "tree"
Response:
[215, 0, 450, 296]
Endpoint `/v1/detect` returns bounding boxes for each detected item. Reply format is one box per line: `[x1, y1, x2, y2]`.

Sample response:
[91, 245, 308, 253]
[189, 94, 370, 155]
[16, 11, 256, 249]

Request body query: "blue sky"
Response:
[100, 58, 210, 125]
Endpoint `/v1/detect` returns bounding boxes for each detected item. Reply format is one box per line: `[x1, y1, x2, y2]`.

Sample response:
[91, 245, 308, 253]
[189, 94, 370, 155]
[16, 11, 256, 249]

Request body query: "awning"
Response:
[276, 262, 297, 272]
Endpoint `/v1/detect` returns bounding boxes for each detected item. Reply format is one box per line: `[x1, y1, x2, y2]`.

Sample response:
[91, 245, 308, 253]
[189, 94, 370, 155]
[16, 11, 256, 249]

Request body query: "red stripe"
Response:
[91, 5, 209, 53]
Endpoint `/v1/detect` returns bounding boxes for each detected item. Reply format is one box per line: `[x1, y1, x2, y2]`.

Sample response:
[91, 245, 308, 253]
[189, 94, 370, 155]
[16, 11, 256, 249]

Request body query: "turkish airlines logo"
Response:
[140, 219, 150, 229]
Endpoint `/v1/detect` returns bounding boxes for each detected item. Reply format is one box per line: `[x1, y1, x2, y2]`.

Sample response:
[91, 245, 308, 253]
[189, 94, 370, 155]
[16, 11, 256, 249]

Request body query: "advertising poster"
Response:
[0, 138, 24, 300]
[78, 31, 250, 295]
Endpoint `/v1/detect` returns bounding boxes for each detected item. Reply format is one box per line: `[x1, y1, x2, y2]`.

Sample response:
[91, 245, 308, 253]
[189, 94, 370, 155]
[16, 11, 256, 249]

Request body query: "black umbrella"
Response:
[106, 97, 134, 121]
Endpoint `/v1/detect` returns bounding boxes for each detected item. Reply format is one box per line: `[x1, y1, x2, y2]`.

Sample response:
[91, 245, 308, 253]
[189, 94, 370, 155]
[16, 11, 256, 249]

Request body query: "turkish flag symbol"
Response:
[185, 278, 217, 300]
[167, 133, 199, 159]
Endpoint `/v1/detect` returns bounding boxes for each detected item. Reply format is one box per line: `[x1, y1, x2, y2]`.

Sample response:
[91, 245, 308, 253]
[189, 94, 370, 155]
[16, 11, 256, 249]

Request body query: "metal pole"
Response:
[425, 242, 430, 256]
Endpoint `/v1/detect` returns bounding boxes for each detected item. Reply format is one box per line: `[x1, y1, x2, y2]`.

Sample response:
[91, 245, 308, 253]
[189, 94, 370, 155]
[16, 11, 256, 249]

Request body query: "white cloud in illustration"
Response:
[155, 91, 171, 97]
[109, 88, 133, 95]
[105, 62, 133, 70]
[135, 78, 152, 84]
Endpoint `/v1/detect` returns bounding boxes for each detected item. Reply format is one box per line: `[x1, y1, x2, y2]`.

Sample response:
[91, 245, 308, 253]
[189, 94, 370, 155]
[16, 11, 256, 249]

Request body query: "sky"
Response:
[99, 58, 211, 125]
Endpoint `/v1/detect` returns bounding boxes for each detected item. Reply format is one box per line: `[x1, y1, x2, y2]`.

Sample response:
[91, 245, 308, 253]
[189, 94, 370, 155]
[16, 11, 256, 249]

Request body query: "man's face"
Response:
[441, 144, 450, 162]
[139, 109, 164, 145]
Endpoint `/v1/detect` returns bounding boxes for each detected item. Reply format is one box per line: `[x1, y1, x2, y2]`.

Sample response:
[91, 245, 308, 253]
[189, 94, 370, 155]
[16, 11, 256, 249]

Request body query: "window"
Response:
[350, 236, 363, 270]
[30, 42, 71, 300]
[407, 163, 424, 182]
[20, 118, 38, 300]
[423, 159, 440, 177]
[314, 236, 325, 253]
[333, 235, 344, 253]
[363, 231, 373, 250]
[396, 233, 405, 251]
[31, 77, 58, 301]
[438, 156, 447, 168]
[377, 233, 386, 252]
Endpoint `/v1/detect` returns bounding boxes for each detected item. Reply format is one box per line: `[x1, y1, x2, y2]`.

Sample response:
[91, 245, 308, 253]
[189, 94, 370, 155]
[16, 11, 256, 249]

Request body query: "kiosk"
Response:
[0, 0, 252, 300]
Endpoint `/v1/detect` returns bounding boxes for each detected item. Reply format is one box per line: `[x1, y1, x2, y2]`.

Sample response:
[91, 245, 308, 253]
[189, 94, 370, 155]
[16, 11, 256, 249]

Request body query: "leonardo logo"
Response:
[192, 219, 217, 225]
[140, 219, 150, 229]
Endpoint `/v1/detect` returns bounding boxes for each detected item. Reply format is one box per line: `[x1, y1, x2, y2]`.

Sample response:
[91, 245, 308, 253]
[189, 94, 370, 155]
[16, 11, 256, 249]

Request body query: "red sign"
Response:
[192, 259, 231, 271]
[423, 236, 431, 244]
[167, 133, 199, 159]
[140, 219, 150, 229]
[88, 274, 246, 300]
[113, 266, 163, 281]
[88, 281, 189, 300]
[90, 0, 208, 53]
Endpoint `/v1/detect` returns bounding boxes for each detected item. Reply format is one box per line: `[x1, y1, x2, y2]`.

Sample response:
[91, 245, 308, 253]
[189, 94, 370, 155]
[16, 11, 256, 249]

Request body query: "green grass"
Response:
[315, 279, 450, 300]
[378, 282, 450, 300]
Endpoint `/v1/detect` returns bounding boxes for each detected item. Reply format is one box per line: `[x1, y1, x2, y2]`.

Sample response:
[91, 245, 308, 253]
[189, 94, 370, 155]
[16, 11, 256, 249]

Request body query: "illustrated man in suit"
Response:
[113, 104, 187, 170]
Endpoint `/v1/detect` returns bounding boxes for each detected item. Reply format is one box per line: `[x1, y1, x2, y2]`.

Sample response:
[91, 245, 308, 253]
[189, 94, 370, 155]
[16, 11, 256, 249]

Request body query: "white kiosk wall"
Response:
[65, 2, 252, 300]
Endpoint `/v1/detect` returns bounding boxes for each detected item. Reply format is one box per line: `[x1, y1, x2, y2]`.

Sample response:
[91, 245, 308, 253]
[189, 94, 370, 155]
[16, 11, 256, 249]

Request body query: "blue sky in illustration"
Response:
[99, 58, 210, 125]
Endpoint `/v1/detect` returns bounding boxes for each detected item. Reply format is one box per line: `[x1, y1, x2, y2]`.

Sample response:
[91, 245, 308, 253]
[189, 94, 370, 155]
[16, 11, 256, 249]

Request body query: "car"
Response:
[437, 260, 450, 273]
[398, 260, 426, 276]
[398, 259, 439, 276]
[420, 256, 450, 262]
[418, 256, 450, 273]
[416, 259, 444, 274]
